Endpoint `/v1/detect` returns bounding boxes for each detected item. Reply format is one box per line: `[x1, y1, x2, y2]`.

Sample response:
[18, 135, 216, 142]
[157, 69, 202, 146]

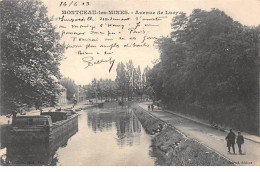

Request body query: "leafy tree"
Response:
[0, 0, 65, 112]
[60, 77, 78, 101]
[148, 63, 164, 101]
[133, 65, 142, 98]
[86, 78, 117, 101]
[141, 66, 151, 96]
[96, 79, 103, 101]
[115, 62, 127, 102]
[89, 78, 98, 102]
[126, 60, 134, 99]
[151, 9, 259, 134]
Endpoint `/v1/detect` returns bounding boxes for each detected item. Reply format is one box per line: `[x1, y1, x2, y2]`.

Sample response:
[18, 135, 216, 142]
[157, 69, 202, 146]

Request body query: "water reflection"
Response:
[0, 103, 155, 166]
[87, 107, 142, 147]
[1, 118, 78, 166]
[5, 143, 57, 166]
[87, 110, 113, 132]
[0, 124, 10, 149]
[53, 104, 154, 165]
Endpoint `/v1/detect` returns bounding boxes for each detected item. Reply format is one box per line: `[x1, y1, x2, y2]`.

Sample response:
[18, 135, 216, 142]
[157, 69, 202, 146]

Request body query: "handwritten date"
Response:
[60, 1, 90, 7]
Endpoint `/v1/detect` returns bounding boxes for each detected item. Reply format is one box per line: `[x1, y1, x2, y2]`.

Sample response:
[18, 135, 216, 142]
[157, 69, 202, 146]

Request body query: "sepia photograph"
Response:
[0, 0, 260, 167]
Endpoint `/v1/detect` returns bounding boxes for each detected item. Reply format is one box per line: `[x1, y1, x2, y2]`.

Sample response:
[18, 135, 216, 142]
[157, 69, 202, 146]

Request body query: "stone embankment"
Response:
[132, 105, 234, 166]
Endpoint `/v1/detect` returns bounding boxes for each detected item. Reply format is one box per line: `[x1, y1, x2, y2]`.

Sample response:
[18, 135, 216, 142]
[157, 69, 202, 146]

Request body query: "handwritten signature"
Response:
[82, 56, 115, 72]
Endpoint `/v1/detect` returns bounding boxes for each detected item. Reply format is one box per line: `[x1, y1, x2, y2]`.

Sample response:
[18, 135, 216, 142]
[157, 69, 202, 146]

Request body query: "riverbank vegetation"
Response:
[0, 0, 65, 114]
[149, 9, 260, 135]
[85, 9, 260, 135]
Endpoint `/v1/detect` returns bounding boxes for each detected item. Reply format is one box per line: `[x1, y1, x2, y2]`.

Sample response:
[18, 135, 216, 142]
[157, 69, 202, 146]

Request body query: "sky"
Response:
[42, 0, 260, 85]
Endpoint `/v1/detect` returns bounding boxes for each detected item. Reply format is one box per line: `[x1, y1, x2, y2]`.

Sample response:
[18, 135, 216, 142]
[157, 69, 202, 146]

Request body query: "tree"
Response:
[151, 8, 259, 134]
[107, 79, 117, 100]
[60, 77, 78, 101]
[115, 62, 127, 102]
[0, 0, 65, 112]
[155, 37, 189, 104]
[126, 60, 134, 99]
[86, 78, 118, 102]
[148, 62, 164, 101]
[141, 66, 151, 97]
[133, 65, 142, 98]
[90, 78, 98, 102]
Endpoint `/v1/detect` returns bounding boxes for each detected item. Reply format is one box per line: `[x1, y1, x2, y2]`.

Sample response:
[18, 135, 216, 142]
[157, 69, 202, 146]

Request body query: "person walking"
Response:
[151, 104, 154, 111]
[236, 131, 244, 154]
[148, 105, 150, 111]
[225, 129, 236, 154]
[73, 99, 77, 108]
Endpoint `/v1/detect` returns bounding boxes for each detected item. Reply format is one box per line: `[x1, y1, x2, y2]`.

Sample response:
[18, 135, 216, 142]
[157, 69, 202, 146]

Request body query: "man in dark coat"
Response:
[225, 129, 236, 154]
[236, 131, 244, 154]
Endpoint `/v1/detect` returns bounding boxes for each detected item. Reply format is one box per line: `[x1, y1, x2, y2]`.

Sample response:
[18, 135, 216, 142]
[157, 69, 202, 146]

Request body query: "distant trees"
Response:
[60, 78, 78, 101]
[126, 60, 134, 99]
[115, 61, 151, 101]
[116, 62, 127, 101]
[149, 9, 260, 134]
[82, 61, 151, 103]
[141, 66, 151, 95]
[133, 66, 142, 98]
[85, 78, 117, 102]
[0, 0, 65, 113]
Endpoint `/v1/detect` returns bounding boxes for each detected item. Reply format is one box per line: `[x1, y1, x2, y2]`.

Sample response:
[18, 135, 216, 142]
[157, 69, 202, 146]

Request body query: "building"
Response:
[58, 86, 68, 105]
[78, 85, 87, 102]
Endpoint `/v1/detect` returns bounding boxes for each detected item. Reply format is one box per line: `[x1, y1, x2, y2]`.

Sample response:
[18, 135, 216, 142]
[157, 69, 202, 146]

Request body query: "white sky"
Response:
[42, 0, 260, 85]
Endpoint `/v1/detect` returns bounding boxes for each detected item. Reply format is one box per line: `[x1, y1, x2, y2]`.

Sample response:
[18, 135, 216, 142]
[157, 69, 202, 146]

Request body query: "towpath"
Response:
[138, 102, 260, 166]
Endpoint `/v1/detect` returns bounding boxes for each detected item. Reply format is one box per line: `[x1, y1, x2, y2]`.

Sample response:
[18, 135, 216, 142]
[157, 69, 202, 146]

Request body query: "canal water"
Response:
[0, 103, 156, 166]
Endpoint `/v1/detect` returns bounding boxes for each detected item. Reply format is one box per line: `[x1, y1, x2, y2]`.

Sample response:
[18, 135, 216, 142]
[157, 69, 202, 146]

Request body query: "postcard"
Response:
[0, 0, 260, 166]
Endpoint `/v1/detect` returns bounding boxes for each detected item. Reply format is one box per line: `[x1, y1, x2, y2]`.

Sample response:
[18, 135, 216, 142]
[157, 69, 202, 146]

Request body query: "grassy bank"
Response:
[132, 106, 234, 166]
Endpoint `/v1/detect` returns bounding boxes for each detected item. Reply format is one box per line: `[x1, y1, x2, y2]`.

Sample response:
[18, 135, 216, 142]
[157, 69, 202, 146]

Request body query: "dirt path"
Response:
[139, 103, 260, 166]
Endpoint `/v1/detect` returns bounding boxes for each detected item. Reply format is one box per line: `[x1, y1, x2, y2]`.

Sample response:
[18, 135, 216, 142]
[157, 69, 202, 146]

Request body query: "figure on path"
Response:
[225, 129, 236, 154]
[236, 131, 244, 154]
[151, 104, 154, 111]
[73, 99, 77, 108]
[148, 105, 150, 111]
[39, 106, 43, 114]
[12, 110, 17, 120]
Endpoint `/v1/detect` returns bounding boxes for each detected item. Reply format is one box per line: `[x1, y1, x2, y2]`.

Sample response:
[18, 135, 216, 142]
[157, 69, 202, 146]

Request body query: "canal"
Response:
[0, 103, 156, 166]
